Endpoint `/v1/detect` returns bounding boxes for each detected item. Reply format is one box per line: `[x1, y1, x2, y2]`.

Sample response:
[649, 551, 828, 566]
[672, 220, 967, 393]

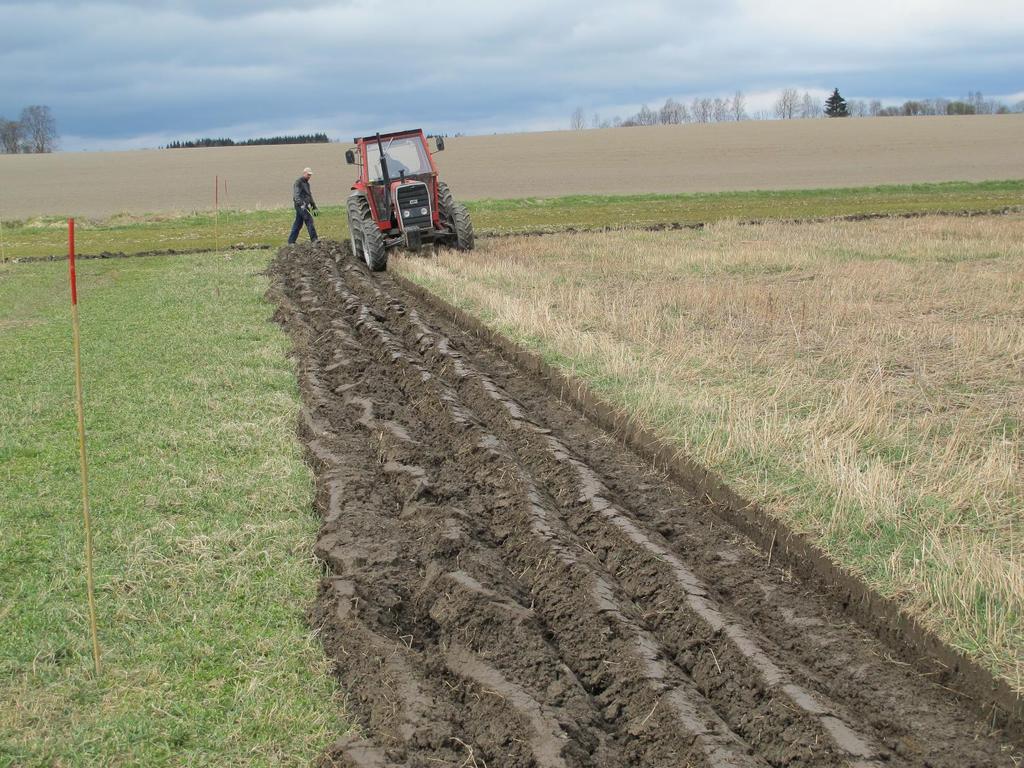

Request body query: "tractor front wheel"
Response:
[438, 182, 475, 251]
[347, 194, 388, 271]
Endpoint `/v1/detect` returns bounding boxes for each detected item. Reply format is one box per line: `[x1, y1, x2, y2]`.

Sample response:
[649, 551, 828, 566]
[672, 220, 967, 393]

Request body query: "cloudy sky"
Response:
[1, 0, 1022, 151]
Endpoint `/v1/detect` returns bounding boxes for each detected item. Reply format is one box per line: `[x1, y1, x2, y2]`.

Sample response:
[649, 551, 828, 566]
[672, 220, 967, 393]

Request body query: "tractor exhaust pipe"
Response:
[376, 133, 393, 224]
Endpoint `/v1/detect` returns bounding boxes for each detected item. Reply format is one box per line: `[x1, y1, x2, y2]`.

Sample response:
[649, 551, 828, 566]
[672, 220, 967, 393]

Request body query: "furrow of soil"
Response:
[268, 241, 1020, 768]
[394, 301, 881, 766]
[313, 261, 765, 766]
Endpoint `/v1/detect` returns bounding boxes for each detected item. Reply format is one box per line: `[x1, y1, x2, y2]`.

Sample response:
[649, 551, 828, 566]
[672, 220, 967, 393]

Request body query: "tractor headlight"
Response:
[403, 210, 410, 218]
[420, 207, 428, 215]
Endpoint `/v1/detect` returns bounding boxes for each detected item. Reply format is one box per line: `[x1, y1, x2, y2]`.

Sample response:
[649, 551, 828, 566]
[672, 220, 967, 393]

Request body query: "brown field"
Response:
[1, 115, 1022, 219]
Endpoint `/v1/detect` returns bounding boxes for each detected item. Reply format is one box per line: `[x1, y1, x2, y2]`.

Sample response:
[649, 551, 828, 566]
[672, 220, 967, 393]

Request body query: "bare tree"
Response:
[848, 99, 867, 117]
[730, 91, 747, 121]
[636, 104, 657, 126]
[658, 99, 671, 125]
[570, 106, 586, 130]
[774, 88, 799, 119]
[659, 98, 686, 125]
[701, 98, 714, 122]
[800, 91, 819, 119]
[711, 97, 729, 122]
[691, 97, 713, 123]
[591, 113, 601, 129]
[0, 118, 23, 154]
[20, 105, 58, 153]
[869, 99, 882, 117]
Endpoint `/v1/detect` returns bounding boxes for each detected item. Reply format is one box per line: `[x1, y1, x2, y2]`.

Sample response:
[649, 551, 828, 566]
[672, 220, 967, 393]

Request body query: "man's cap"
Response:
[303, 167, 313, 175]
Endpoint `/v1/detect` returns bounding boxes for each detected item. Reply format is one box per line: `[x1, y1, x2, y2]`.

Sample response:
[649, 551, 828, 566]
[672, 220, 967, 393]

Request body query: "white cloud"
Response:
[1, 0, 1021, 146]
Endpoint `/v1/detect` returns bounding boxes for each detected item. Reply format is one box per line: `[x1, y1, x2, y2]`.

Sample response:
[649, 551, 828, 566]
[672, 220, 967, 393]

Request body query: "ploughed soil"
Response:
[269, 242, 1020, 768]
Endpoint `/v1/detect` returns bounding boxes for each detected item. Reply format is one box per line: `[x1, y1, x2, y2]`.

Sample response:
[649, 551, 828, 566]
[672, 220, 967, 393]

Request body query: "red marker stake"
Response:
[69, 218, 101, 675]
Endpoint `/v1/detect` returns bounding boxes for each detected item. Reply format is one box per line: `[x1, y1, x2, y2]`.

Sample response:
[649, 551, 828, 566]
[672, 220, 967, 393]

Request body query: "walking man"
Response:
[288, 167, 319, 244]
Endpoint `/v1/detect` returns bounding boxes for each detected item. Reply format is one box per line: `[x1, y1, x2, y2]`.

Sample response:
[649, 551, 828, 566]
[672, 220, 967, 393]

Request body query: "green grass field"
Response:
[0, 253, 347, 766]
[2, 180, 1022, 260]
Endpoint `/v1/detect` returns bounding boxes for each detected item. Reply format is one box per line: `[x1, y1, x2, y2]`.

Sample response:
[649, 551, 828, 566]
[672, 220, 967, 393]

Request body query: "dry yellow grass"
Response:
[1, 115, 1022, 218]
[396, 214, 1024, 692]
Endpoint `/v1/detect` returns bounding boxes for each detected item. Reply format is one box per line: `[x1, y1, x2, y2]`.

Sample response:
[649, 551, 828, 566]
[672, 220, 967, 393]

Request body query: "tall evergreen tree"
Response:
[824, 88, 850, 117]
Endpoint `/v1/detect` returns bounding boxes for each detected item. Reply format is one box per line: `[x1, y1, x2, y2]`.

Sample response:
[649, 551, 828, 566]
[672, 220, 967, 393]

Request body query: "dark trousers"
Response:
[288, 205, 318, 244]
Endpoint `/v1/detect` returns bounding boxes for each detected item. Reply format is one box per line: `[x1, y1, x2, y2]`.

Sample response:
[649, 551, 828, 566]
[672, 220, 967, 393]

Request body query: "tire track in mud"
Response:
[269, 242, 1020, 768]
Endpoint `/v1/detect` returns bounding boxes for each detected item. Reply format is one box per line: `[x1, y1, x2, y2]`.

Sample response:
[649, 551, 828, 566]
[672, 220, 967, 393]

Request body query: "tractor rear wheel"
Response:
[438, 182, 475, 251]
[347, 193, 388, 271]
[345, 195, 364, 264]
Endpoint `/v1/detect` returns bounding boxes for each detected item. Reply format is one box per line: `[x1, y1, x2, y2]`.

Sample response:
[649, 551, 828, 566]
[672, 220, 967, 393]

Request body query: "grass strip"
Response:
[0, 252, 346, 766]
[2, 179, 1022, 260]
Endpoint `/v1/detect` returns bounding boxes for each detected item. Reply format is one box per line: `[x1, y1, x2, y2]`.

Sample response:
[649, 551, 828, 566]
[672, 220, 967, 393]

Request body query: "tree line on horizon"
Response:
[1, 105, 59, 153]
[571, 89, 1024, 129]
[165, 133, 330, 149]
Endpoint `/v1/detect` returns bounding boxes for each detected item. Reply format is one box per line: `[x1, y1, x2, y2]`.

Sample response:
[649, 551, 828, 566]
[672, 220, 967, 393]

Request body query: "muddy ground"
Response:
[269, 242, 1020, 768]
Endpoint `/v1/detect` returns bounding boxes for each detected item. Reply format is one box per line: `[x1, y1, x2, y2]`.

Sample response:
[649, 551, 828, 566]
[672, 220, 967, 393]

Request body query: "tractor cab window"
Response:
[366, 137, 430, 182]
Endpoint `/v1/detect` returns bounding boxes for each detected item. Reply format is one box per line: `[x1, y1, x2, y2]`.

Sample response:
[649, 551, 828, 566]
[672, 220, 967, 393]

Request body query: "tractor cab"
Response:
[348, 131, 440, 235]
[344, 129, 472, 272]
[365, 135, 432, 182]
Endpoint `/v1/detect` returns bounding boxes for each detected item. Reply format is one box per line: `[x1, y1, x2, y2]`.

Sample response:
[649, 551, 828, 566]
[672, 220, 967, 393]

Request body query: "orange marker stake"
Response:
[69, 218, 101, 675]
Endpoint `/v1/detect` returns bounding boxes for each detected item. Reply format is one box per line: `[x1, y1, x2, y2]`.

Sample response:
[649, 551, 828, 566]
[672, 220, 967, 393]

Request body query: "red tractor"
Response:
[344, 129, 474, 271]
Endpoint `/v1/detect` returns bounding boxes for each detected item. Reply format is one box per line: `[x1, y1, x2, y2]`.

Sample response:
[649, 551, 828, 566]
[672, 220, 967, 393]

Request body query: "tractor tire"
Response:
[345, 195, 364, 264]
[438, 182, 475, 251]
[348, 193, 388, 271]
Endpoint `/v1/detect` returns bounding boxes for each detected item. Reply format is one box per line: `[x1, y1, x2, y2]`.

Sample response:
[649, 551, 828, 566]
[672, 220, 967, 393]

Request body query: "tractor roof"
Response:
[353, 129, 424, 144]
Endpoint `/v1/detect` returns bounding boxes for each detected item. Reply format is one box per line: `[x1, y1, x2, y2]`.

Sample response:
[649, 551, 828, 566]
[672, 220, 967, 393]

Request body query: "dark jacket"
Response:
[293, 177, 315, 208]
